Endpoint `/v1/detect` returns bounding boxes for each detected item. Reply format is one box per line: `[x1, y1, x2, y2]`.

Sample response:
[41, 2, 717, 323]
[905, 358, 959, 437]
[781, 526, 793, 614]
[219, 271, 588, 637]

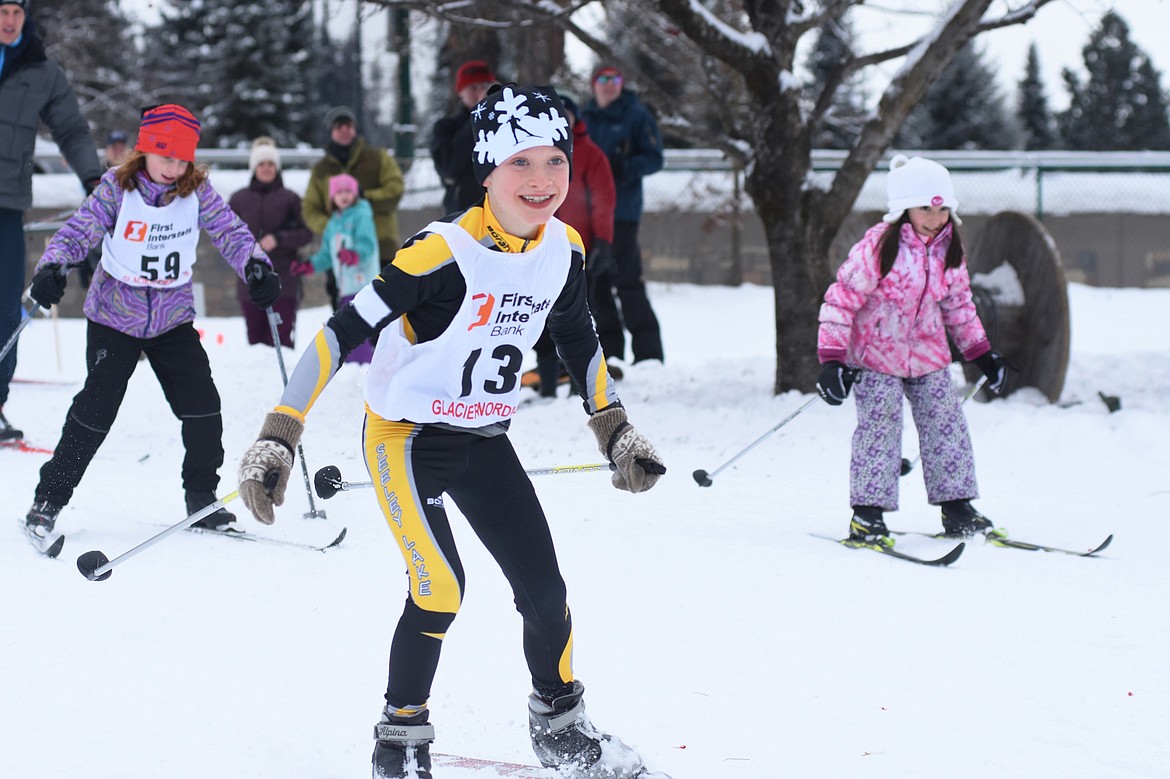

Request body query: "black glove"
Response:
[83, 177, 102, 196]
[586, 239, 615, 278]
[816, 361, 855, 406]
[246, 260, 281, 309]
[30, 265, 68, 308]
[607, 152, 625, 184]
[973, 350, 1007, 394]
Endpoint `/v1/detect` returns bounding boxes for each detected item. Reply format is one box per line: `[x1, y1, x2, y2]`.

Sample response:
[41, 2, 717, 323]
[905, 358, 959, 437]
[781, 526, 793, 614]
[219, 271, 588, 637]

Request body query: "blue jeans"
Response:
[0, 208, 27, 406]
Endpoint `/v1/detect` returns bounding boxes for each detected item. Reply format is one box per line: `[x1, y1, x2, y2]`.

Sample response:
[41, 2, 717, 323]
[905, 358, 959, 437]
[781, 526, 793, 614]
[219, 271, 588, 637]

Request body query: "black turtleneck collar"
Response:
[327, 139, 353, 167]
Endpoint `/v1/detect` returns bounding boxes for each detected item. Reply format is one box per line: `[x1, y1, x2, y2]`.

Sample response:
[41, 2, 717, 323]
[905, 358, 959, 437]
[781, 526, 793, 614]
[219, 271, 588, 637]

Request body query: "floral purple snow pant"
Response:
[850, 369, 978, 511]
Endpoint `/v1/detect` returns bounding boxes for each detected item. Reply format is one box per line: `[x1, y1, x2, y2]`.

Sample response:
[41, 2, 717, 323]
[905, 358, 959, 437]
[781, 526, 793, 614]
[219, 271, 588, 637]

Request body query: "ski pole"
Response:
[900, 374, 989, 476]
[0, 257, 85, 360]
[0, 263, 73, 363]
[77, 491, 241, 581]
[313, 462, 616, 499]
[260, 296, 326, 519]
[21, 206, 79, 233]
[693, 395, 820, 487]
[0, 300, 40, 364]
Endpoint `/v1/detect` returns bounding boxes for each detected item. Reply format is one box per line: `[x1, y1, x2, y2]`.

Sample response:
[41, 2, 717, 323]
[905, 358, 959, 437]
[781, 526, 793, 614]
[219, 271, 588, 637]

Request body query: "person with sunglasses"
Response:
[580, 65, 666, 369]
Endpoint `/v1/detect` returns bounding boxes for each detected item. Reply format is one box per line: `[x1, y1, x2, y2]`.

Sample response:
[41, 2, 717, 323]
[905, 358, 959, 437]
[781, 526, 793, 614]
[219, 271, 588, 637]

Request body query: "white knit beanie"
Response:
[883, 154, 961, 225]
[248, 137, 282, 173]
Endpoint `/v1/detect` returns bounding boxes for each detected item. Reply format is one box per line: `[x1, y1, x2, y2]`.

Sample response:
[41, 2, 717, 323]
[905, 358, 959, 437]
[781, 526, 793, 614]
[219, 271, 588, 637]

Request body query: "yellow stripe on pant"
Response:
[363, 411, 462, 623]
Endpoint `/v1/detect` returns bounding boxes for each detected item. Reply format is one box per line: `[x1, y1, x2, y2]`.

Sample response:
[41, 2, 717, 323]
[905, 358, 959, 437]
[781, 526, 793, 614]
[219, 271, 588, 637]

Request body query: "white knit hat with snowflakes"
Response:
[471, 84, 573, 185]
[883, 154, 962, 225]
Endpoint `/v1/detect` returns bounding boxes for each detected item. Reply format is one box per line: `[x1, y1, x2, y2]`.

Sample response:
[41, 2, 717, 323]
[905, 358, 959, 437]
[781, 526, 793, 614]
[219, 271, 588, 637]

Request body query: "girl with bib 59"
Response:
[23, 104, 280, 546]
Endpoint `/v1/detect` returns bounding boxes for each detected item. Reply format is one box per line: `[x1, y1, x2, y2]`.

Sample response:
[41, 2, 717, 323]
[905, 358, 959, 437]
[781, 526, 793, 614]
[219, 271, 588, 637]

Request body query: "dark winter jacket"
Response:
[430, 108, 482, 215]
[302, 135, 404, 254]
[579, 89, 663, 223]
[0, 18, 101, 211]
[229, 174, 313, 303]
[554, 117, 615, 252]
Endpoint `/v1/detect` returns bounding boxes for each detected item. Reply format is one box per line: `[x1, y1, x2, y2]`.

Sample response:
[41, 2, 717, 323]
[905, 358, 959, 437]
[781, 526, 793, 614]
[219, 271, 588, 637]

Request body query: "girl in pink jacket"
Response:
[816, 155, 1005, 546]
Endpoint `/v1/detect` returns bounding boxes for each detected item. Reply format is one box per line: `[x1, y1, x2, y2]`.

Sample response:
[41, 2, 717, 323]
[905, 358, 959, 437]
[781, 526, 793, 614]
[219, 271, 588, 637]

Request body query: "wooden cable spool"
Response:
[963, 211, 1070, 402]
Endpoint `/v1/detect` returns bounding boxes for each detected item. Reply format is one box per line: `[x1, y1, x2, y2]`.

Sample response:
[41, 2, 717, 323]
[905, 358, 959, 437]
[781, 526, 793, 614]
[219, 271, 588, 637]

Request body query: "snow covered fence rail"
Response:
[28, 149, 1170, 291]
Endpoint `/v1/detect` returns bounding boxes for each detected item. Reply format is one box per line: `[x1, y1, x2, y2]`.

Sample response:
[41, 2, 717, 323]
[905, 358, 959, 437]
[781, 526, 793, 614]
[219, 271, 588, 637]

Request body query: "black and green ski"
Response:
[811, 534, 965, 566]
[893, 529, 1112, 557]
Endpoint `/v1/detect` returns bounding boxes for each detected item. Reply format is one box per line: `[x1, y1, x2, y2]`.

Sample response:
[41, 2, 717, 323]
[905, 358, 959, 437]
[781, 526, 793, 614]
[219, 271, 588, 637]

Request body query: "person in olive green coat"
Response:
[302, 106, 405, 273]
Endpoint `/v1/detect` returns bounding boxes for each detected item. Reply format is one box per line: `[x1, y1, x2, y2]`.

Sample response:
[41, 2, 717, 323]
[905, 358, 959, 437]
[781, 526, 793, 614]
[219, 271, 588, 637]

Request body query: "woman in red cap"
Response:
[20, 104, 282, 555]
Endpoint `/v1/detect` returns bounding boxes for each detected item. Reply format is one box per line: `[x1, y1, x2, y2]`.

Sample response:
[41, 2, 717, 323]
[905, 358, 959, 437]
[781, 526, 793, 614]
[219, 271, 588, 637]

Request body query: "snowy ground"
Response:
[2, 281, 1167, 778]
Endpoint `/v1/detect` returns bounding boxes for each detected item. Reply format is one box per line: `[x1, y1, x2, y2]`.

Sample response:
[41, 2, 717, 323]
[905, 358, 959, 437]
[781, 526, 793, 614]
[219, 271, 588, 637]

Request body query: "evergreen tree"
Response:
[31, 0, 140, 137]
[896, 41, 1019, 150]
[203, 1, 315, 147]
[310, 26, 365, 145]
[143, 0, 215, 112]
[805, 16, 868, 150]
[144, 0, 316, 148]
[1017, 44, 1057, 150]
[1059, 11, 1170, 150]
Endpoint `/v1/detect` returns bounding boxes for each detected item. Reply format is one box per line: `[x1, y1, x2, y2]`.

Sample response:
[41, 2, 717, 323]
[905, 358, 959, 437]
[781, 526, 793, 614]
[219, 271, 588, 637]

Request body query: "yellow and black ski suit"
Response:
[271, 199, 618, 712]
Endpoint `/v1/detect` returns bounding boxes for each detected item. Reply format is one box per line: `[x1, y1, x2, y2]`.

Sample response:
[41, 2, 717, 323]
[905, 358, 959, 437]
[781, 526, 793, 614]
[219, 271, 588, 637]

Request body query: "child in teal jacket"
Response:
[298, 173, 380, 362]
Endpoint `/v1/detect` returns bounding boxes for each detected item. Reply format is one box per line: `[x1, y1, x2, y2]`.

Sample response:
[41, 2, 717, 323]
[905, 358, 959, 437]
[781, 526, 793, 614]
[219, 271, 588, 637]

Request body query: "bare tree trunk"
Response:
[749, 175, 834, 396]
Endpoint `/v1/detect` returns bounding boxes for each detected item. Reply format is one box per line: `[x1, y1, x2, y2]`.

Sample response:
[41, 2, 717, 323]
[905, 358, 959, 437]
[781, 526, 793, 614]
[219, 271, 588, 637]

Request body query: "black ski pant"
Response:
[363, 416, 574, 710]
[36, 320, 224, 507]
[589, 219, 664, 364]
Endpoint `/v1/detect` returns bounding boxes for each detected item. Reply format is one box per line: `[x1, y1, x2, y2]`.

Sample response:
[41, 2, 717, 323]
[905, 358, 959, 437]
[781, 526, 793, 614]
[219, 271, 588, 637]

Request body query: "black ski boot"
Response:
[940, 499, 994, 537]
[529, 680, 646, 778]
[0, 408, 23, 442]
[371, 707, 434, 779]
[25, 499, 62, 537]
[848, 505, 891, 546]
[185, 490, 236, 530]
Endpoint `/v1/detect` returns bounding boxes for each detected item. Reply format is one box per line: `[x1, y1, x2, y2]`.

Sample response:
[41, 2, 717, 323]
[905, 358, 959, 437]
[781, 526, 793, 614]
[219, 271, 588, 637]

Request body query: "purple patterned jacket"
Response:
[36, 168, 270, 339]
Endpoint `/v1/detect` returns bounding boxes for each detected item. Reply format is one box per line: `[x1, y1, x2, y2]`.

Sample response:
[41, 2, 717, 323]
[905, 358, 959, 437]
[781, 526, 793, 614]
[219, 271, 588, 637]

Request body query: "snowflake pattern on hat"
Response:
[471, 86, 571, 184]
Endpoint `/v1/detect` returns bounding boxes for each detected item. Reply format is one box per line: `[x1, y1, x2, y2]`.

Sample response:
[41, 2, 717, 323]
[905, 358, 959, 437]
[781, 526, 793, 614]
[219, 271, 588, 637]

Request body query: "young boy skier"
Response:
[236, 84, 667, 779]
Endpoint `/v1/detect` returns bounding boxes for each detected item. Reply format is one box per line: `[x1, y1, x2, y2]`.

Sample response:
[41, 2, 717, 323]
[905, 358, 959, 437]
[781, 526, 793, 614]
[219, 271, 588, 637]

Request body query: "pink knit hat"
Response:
[328, 173, 359, 199]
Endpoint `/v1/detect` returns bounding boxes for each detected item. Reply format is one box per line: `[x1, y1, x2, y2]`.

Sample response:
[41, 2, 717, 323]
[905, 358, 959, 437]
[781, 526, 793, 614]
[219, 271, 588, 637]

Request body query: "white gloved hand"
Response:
[238, 411, 304, 524]
[587, 405, 666, 493]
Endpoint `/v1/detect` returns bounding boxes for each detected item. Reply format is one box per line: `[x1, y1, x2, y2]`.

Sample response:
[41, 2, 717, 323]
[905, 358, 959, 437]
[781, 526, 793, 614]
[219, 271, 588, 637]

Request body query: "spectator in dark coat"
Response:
[580, 65, 665, 366]
[429, 60, 498, 215]
[229, 138, 313, 348]
[0, 1, 102, 442]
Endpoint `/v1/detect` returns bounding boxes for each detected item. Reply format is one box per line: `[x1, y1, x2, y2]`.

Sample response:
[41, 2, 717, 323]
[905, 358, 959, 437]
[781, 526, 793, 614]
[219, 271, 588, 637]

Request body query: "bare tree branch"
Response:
[363, 0, 1065, 393]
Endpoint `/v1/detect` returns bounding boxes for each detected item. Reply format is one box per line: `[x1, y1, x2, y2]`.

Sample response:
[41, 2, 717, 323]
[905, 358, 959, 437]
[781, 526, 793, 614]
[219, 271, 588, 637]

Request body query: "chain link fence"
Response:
[26, 149, 1170, 320]
[639, 150, 1170, 288]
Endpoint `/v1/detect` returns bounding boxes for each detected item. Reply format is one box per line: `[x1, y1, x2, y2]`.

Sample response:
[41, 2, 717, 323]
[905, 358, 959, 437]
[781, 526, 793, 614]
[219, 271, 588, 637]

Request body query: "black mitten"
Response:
[30, 265, 68, 308]
[816, 361, 855, 406]
[586, 239, 615, 278]
[973, 350, 1006, 394]
[246, 260, 281, 309]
